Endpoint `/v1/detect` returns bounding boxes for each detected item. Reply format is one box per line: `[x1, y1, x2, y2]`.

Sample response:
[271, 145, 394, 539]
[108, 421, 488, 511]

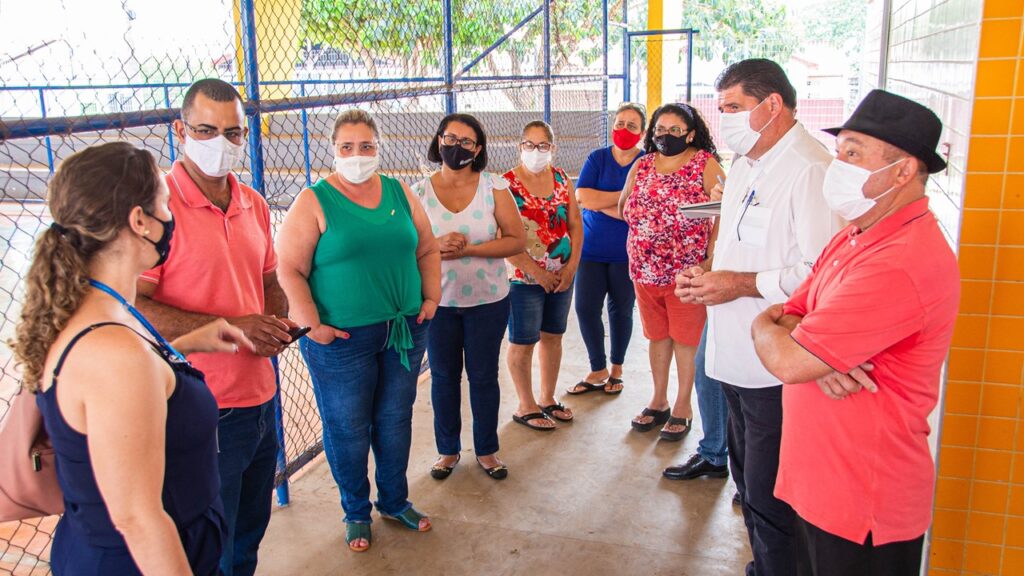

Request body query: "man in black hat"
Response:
[750, 89, 960, 575]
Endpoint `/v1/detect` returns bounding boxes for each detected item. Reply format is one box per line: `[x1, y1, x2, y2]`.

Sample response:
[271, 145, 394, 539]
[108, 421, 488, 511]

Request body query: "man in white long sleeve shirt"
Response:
[675, 59, 842, 576]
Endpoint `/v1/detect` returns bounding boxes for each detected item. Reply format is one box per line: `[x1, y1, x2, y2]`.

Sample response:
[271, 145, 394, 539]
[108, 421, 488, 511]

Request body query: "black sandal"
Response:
[513, 412, 555, 431]
[631, 407, 671, 432]
[540, 403, 574, 422]
[566, 381, 606, 395]
[477, 457, 508, 480]
[604, 377, 624, 395]
[430, 453, 461, 479]
[658, 417, 693, 442]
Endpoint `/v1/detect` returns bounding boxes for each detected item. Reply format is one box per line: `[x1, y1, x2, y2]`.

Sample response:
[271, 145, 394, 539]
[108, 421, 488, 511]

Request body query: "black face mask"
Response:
[654, 133, 690, 156]
[143, 211, 175, 267]
[440, 144, 476, 170]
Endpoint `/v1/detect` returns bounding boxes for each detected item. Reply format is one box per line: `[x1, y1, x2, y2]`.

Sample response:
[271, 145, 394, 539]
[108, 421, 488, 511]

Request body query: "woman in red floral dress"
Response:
[617, 103, 725, 441]
[504, 121, 583, 431]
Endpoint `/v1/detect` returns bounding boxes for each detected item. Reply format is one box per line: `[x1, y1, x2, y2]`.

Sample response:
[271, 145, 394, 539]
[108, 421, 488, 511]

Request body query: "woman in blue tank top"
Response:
[9, 143, 253, 575]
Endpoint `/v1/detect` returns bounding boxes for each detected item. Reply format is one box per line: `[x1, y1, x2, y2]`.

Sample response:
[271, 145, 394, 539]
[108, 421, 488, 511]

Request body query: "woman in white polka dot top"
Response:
[412, 113, 526, 481]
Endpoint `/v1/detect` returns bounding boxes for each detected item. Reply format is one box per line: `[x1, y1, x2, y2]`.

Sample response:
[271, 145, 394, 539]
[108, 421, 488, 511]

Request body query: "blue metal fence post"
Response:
[686, 29, 695, 103]
[623, 36, 631, 103]
[163, 86, 176, 162]
[238, 0, 284, 503]
[238, 0, 266, 195]
[271, 356, 290, 506]
[37, 89, 55, 175]
[300, 82, 312, 188]
[622, 1, 630, 103]
[542, 0, 551, 124]
[443, 0, 456, 114]
[602, 0, 608, 147]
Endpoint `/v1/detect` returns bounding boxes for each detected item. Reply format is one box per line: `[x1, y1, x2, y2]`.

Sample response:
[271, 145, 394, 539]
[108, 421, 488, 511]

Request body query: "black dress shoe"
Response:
[662, 454, 729, 480]
[733, 491, 743, 507]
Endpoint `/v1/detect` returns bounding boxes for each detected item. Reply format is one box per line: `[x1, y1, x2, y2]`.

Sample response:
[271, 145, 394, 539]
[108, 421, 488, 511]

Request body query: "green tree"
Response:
[674, 0, 799, 64]
[794, 0, 867, 63]
[298, 0, 618, 78]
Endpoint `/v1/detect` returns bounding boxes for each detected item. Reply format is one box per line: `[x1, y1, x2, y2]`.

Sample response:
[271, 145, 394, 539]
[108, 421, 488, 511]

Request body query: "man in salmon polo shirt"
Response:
[136, 78, 296, 576]
[751, 89, 960, 576]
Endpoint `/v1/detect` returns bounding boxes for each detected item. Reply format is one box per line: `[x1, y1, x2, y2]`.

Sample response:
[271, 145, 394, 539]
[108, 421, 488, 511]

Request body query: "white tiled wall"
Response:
[882, 0, 983, 242]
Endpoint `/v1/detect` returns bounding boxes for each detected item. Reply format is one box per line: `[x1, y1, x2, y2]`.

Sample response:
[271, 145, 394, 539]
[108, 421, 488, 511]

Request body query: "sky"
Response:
[0, 0, 234, 84]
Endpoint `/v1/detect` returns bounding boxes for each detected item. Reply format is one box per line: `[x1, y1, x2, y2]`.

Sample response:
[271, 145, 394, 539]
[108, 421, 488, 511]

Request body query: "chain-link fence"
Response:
[1, 0, 856, 571]
[1, 0, 615, 573]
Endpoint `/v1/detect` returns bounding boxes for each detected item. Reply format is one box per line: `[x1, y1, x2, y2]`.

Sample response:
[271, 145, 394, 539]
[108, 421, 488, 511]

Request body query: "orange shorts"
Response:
[634, 282, 706, 346]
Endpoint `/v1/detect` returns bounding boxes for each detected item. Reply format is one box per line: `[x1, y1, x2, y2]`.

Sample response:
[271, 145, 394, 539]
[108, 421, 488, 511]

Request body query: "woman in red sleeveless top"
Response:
[617, 103, 725, 442]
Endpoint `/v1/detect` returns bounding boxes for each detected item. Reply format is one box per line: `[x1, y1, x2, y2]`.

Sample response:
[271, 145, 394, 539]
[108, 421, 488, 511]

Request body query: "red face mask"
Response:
[612, 128, 643, 150]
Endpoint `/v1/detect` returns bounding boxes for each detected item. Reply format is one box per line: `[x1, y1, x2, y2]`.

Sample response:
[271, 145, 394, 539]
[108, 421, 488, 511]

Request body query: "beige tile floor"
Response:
[257, 312, 751, 576]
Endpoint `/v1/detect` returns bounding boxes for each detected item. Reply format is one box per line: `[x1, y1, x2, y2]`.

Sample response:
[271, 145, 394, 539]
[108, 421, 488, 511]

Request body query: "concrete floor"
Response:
[257, 312, 751, 576]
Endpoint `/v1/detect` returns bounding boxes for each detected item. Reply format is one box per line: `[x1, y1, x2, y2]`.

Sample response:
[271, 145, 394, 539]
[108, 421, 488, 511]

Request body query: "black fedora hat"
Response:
[823, 89, 946, 174]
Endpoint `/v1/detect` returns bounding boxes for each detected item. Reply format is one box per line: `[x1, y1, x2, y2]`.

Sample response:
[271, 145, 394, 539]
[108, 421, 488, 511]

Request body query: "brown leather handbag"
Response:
[0, 389, 64, 521]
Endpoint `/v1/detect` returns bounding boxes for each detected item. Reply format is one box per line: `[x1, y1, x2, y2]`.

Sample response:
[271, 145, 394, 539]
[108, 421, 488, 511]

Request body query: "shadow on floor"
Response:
[257, 311, 751, 576]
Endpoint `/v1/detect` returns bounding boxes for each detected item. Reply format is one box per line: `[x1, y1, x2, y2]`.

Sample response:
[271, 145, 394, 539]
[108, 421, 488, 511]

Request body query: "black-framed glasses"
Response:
[441, 133, 477, 150]
[520, 140, 553, 152]
[653, 125, 687, 137]
[184, 122, 245, 144]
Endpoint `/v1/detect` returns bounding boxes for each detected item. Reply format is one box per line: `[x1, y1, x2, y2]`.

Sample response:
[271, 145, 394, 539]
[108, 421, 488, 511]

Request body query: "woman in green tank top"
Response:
[275, 110, 440, 553]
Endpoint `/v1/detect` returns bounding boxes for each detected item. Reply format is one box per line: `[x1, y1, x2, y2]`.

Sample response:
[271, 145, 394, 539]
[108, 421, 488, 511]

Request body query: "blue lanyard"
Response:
[88, 279, 187, 362]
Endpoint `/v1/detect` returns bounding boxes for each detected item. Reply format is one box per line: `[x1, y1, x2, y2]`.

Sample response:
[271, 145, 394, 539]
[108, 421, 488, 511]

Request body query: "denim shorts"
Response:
[507, 282, 574, 345]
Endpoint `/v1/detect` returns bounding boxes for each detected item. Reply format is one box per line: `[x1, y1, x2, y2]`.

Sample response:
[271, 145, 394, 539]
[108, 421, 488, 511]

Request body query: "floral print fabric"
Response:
[503, 167, 572, 284]
[624, 151, 713, 286]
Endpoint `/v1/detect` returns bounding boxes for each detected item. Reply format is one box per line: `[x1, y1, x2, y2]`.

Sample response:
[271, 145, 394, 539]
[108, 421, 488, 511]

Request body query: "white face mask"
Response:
[521, 149, 552, 173]
[334, 154, 380, 184]
[719, 97, 775, 157]
[822, 157, 907, 221]
[184, 134, 245, 178]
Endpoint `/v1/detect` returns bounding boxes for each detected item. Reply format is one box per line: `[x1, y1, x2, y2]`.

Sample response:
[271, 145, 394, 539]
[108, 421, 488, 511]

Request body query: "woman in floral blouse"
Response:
[617, 103, 725, 441]
[504, 120, 583, 431]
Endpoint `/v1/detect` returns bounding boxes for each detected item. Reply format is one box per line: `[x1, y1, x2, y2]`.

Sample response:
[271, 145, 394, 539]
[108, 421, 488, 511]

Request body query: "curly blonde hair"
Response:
[9, 142, 161, 391]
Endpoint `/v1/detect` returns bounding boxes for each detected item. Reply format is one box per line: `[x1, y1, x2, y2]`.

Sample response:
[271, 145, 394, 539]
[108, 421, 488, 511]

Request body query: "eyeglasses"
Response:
[618, 101, 647, 112]
[184, 122, 245, 145]
[520, 140, 553, 152]
[613, 120, 642, 132]
[335, 142, 379, 156]
[441, 133, 478, 150]
[653, 125, 687, 137]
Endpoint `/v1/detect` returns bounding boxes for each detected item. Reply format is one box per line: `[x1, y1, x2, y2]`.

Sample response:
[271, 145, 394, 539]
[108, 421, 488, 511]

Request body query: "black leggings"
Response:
[573, 260, 635, 372]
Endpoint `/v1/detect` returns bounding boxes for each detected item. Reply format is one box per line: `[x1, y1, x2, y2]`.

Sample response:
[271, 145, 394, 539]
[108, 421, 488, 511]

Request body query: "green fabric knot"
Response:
[386, 312, 414, 371]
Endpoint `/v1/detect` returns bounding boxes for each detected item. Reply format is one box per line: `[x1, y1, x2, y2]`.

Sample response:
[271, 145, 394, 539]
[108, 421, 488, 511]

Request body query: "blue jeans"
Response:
[428, 297, 510, 456]
[507, 282, 574, 344]
[694, 325, 729, 466]
[299, 316, 428, 523]
[573, 260, 635, 371]
[216, 399, 277, 576]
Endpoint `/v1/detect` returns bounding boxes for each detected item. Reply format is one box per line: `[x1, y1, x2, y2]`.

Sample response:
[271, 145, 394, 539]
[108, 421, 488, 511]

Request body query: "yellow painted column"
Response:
[646, 0, 663, 112]
[233, 0, 302, 102]
[929, 2, 1024, 574]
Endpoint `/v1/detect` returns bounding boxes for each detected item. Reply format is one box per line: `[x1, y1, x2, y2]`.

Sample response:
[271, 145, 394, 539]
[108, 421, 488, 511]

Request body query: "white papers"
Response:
[680, 201, 721, 218]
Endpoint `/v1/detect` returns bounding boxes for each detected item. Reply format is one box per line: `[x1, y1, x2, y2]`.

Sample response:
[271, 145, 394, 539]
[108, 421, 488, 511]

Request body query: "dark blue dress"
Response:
[37, 322, 225, 575]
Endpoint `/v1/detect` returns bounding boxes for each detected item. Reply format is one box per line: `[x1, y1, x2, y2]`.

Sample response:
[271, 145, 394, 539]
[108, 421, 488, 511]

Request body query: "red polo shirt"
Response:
[776, 197, 959, 545]
[140, 162, 278, 409]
